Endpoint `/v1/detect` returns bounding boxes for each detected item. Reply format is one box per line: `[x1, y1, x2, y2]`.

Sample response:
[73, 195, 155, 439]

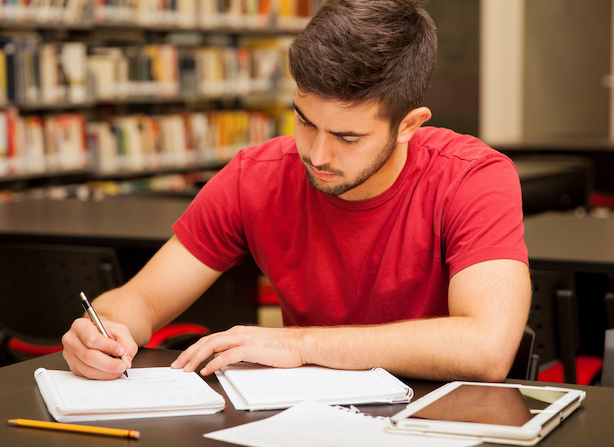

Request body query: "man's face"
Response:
[293, 89, 402, 201]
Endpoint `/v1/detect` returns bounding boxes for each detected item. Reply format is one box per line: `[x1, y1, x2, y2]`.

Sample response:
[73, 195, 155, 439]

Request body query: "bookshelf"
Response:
[0, 0, 321, 197]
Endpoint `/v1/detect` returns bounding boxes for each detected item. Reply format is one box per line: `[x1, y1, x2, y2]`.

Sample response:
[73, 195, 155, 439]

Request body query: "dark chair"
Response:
[527, 270, 578, 382]
[529, 269, 602, 385]
[0, 241, 208, 364]
[601, 329, 614, 387]
[508, 326, 540, 381]
[604, 274, 614, 329]
[0, 242, 124, 362]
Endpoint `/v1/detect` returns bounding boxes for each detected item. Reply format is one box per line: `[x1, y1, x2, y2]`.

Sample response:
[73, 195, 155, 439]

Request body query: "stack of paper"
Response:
[35, 367, 225, 422]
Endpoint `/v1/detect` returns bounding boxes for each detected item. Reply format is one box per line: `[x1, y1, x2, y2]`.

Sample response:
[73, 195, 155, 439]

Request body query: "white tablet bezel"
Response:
[387, 381, 586, 446]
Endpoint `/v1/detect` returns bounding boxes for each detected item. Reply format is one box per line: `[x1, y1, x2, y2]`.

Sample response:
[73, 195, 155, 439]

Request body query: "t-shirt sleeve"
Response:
[172, 152, 248, 272]
[442, 155, 528, 278]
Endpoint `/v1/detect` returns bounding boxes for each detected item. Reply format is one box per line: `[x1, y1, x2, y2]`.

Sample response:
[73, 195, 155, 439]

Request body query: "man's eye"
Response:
[297, 117, 312, 127]
[339, 137, 359, 146]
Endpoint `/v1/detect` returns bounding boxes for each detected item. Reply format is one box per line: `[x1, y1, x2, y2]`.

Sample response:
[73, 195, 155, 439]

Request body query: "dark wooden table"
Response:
[1, 349, 612, 446]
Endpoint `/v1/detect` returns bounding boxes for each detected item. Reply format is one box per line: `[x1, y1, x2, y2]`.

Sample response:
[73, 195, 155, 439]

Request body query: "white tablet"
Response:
[388, 381, 586, 446]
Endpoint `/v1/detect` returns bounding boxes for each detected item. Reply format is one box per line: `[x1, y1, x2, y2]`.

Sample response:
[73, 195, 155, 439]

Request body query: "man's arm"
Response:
[62, 235, 223, 379]
[172, 259, 531, 382]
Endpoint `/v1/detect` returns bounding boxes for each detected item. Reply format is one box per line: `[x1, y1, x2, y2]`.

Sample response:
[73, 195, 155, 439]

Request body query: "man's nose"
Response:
[309, 133, 334, 167]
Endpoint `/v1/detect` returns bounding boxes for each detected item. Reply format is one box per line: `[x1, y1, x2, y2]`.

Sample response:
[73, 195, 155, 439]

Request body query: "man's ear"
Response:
[396, 107, 432, 143]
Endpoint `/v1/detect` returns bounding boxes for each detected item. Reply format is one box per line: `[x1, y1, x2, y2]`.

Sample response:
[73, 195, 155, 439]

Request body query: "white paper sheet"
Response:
[205, 401, 479, 447]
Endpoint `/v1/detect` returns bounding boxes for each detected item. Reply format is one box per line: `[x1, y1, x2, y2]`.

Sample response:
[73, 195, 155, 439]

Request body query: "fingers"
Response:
[62, 318, 138, 380]
[62, 347, 128, 380]
[171, 332, 239, 374]
[171, 326, 305, 376]
[170, 341, 202, 371]
[200, 348, 247, 376]
[171, 326, 253, 374]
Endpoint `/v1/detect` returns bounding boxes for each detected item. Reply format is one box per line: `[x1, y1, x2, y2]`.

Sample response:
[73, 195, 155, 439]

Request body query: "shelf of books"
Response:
[0, 32, 295, 107]
[0, 0, 323, 31]
[0, 107, 278, 176]
[0, 0, 318, 198]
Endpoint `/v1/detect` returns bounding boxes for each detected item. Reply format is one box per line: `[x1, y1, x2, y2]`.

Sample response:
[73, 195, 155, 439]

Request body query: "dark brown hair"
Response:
[289, 0, 438, 131]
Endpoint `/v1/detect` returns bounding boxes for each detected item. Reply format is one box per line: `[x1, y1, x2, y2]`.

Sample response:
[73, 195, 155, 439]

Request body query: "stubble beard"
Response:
[302, 135, 397, 197]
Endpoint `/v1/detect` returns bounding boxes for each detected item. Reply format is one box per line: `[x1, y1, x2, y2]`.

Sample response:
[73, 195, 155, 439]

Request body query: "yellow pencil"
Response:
[7, 419, 140, 439]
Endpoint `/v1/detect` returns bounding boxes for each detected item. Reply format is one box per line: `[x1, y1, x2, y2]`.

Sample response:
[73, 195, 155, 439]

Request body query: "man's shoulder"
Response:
[229, 136, 304, 193]
[416, 127, 510, 165]
[239, 136, 298, 164]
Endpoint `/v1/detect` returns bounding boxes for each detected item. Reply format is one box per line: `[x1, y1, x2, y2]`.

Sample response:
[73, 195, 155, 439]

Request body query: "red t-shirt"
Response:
[172, 127, 528, 327]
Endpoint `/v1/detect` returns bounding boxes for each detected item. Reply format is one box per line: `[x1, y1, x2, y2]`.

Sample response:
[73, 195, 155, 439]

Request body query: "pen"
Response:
[80, 292, 129, 378]
[7, 418, 140, 439]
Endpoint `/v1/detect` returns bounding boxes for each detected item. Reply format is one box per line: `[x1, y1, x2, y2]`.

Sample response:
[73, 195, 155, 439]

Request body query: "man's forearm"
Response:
[175, 260, 531, 381]
[296, 317, 522, 382]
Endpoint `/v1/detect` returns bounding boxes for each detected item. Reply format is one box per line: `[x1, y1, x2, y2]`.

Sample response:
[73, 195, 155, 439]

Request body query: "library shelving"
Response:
[0, 0, 322, 196]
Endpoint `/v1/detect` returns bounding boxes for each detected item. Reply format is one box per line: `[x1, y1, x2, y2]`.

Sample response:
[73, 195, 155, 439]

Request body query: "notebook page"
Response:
[35, 367, 224, 414]
[217, 363, 411, 409]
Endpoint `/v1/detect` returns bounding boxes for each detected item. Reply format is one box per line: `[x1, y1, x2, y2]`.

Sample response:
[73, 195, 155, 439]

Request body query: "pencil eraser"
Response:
[129, 430, 141, 439]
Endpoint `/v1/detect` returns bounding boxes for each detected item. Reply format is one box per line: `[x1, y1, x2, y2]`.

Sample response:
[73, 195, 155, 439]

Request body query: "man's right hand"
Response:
[61, 317, 138, 380]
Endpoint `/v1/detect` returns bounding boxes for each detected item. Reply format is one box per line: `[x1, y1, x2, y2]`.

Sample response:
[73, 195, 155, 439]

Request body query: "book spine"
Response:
[6, 107, 22, 173]
[27, 115, 45, 172]
[2, 41, 17, 103]
[0, 109, 8, 175]
[0, 48, 7, 105]
[60, 42, 88, 103]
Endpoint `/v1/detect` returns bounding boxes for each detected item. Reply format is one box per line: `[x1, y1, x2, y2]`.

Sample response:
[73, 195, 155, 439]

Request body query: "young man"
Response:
[62, 0, 531, 382]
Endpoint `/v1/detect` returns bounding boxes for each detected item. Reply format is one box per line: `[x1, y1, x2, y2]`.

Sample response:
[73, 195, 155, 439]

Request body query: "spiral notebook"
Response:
[34, 367, 225, 422]
[215, 363, 413, 411]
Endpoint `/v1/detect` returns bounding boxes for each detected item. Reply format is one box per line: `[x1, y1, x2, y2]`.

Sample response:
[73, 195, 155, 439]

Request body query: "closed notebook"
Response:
[215, 363, 413, 411]
[34, 367, 225, 422]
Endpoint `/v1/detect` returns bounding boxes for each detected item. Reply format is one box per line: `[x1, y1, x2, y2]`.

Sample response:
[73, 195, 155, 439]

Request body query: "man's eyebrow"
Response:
[293, 101, 368, 138]
[293, 102, 312, 126]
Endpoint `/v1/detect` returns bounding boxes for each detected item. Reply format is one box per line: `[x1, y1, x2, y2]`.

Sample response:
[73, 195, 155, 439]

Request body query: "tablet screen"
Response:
[408, 384, 568, 427]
